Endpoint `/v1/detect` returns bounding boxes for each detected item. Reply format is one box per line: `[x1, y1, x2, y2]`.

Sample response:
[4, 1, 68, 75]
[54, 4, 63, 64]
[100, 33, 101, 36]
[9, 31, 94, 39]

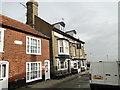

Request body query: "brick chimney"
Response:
[26, 0, 38, 28]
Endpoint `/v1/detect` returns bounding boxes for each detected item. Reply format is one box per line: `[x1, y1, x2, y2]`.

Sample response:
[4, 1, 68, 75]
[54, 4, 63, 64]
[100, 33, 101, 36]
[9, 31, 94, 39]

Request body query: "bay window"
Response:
[26, 36, 41, 55]
[58, 40, 69, 55]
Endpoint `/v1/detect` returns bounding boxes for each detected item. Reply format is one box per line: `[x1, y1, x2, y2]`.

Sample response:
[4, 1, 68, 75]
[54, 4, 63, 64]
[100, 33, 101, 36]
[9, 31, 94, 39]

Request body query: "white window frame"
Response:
[58, 40, 69, 55]
[0, 28, 5, 53]
[26, 36, 41, 55]
[26, 62, 42, 83]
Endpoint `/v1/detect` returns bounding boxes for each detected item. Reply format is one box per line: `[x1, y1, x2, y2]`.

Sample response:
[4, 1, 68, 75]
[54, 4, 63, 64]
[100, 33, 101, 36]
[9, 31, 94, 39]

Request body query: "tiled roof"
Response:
[0, 14, 49, 39]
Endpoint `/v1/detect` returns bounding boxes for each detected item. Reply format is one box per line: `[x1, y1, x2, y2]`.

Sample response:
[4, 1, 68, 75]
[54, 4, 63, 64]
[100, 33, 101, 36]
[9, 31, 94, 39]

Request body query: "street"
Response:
[53, 73, 91, 89]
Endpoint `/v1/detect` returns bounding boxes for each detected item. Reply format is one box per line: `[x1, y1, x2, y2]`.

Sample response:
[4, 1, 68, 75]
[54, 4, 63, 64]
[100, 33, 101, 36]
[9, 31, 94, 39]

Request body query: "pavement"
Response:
[15, 70, 89, 89]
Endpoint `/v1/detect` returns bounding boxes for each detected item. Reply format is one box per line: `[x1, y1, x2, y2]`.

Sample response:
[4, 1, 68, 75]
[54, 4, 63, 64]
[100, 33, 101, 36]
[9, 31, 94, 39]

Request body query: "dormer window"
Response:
[65, 30, 77, 38]
[53, 22, 65, 31]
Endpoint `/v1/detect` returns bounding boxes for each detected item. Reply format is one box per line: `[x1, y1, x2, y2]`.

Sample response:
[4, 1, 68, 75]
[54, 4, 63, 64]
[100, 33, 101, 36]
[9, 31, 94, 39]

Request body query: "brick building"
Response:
[0, 14, 50, 88]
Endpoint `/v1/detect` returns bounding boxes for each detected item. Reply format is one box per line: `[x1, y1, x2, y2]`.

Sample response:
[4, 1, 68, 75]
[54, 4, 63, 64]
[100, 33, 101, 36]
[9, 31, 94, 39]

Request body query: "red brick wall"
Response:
[2, 28, 50, 82]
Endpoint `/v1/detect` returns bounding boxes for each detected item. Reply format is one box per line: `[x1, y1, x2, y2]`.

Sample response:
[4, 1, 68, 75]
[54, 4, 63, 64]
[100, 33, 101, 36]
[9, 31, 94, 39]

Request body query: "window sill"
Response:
[26, 77, 42, 83]
[58, 53, 69, 55]
[0, 51, 4, 53]
[26, 53, 42, 56]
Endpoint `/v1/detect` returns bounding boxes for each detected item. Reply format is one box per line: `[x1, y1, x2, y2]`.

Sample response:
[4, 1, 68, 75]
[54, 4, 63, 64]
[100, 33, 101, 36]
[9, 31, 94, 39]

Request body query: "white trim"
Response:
[26, 36, 42, 55]
[0, 28, 6, 53]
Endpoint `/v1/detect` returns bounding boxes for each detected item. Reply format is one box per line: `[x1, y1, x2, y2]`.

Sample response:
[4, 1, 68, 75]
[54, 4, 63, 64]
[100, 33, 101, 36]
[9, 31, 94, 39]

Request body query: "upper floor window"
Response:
[77, 43, 81, 49]
[26, 36, 41, 55]
[58, 40, 69, 55]
[72, 46, 76, 56]
[0, 28, 5, 52]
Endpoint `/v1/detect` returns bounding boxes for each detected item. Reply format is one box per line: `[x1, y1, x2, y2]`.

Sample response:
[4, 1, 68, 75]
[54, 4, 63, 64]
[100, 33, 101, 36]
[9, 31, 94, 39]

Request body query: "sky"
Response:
[0, 0, 118, 61]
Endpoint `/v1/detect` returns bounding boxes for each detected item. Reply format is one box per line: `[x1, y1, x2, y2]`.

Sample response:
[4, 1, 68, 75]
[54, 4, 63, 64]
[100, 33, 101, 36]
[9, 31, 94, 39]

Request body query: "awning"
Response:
[55, 55, 71, 59]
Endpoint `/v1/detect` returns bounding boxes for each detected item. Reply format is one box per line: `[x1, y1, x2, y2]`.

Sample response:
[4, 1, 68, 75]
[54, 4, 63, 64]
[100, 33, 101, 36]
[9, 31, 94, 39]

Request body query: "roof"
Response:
[0, 14, 49, 39]
[53, 27, 85, 44]
[66, 30, 77, 34]
[53, 21, 65, 27]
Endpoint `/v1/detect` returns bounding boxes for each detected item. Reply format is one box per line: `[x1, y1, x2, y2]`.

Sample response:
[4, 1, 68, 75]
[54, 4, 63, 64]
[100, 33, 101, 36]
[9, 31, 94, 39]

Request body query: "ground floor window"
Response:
[57, 59, 68, 70]
[61, 61, 64, 69]
[74, 62, 77, 69]
[26, 62, 42, 83]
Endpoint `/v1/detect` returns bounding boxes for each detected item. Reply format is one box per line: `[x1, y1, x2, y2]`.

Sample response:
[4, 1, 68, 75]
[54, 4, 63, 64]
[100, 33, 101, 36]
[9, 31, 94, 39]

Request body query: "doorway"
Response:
[0, 61, 9, 90]
[44, 60, 50, 80]
[68, 60, 71, 74]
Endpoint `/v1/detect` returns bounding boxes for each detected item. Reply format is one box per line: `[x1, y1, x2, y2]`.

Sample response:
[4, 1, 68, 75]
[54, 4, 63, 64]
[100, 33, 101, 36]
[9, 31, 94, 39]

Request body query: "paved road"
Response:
[53, 74, 91, 89]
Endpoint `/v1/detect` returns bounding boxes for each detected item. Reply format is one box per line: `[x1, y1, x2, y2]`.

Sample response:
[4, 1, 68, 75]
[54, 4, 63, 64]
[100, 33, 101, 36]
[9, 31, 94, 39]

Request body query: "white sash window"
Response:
[26, 62, 42, 83]
[26, 36, 41, 55]
[0, 28, 5, 53]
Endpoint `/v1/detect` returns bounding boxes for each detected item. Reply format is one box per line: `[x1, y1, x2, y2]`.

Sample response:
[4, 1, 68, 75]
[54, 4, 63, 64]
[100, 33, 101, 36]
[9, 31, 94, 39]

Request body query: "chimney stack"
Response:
[26, 0, 38, 28]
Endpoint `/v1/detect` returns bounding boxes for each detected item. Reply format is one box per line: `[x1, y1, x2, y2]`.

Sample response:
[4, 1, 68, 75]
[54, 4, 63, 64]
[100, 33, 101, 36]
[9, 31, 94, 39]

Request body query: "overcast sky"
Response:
[0, 0, 118, 61]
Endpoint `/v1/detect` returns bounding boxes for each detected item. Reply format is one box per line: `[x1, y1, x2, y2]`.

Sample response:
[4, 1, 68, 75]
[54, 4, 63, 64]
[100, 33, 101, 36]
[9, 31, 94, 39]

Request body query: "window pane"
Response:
[64, 41, 69, 54]
[73, 47, 76, 56]
[38, 40, 40, 53]
[59, 40, 64, 53]
[27, 72, 29, 80]
[59, 40, 63, 47]
[2, 64, 6, 78]
[27, 63, 29, 71]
